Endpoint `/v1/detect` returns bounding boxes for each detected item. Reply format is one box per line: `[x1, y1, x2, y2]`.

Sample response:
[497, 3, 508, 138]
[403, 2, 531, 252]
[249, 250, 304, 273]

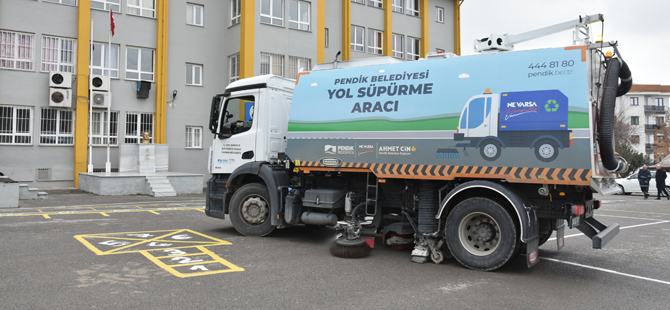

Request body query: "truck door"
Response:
[211, 91, 259, 174]
[461, 95, 495, 137]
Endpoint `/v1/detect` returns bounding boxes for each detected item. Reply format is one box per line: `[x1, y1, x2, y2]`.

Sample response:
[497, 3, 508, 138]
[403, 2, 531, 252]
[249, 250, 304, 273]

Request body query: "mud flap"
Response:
[525, 237, 539, 268]
[556, 219, 565, 250]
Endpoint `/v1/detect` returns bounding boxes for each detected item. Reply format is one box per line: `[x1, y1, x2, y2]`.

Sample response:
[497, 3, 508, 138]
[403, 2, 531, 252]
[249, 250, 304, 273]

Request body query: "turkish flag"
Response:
[110, 8, 115, 36]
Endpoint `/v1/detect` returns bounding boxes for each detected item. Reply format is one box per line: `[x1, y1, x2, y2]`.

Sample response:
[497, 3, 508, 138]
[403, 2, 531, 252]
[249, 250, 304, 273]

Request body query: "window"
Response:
[630, 97, 639, 106]
[186, 63, 202, 86]
[41, 36, 76, 73]
[288, 56, 310, 79]
[289, 0, 310, 31]
[220, 96, 255, 136]
[631, 116, 639, 125]
[185, 126, 203, 148]
[656, 98, 664, 107]
[260, 52, 284, 76]
[127, 0, 156, 18]
[39, 108, 74, 145]
[91, 110, 118, 145]
[407, 37, 420, 60]
[261, 0, 283, 26]
[92, 0, 121, 12]
[352, 0, 364, 4]
[0, 105, 32, 145]
[392, 0, 403, 13]
[631, 135, 640, 144]
[368, 0, 382, 8]
[231, 0, 241, 26]
[392, 34, 403, 58]
[126, 47, 154, 81]
[351, 26, 364, 52]
[90, 43, 119, 78]
[436, 6, 444, 23]
[368, 29, 383, 55]
[44, 0, 77, 5]
[647, 134, 654, 144]
[325, 28, 329, 47]
[406, 0, 419, 16]
[658, 117, 665, 125]
[125, 112, 154, 144]
[229, 53, 239, 83]
[187, 3, 204, 26]
[0, 30, 35, 70]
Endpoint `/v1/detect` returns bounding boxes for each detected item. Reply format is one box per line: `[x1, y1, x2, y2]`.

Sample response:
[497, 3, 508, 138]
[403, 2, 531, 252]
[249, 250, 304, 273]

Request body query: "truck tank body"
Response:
[287, 47, 592, 185]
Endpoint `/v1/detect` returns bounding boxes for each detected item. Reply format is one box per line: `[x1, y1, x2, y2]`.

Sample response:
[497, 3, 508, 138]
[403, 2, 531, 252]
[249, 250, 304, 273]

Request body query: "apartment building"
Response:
[0, 0, 460, 188]
[616, 84, 670, 162]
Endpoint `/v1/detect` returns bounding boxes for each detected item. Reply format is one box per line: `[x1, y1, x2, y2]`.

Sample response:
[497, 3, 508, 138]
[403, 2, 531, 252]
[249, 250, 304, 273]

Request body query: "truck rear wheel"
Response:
[534, 139, 559, 162]
[480, 140, 501, 161]
[229, 183, 275, 236]
[446, 197, 518, 271]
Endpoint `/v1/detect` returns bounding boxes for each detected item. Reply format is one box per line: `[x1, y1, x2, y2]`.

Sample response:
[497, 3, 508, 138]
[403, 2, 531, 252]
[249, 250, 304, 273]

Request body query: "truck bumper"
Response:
[576, 217, 619, 249]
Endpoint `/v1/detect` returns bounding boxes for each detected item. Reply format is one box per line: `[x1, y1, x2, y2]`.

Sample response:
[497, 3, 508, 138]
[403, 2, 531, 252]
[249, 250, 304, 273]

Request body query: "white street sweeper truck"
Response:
[205, 14, 631, 270]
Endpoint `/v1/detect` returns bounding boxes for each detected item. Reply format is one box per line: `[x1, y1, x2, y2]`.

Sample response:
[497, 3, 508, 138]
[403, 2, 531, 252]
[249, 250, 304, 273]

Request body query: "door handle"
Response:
[242, 151, 254, 159]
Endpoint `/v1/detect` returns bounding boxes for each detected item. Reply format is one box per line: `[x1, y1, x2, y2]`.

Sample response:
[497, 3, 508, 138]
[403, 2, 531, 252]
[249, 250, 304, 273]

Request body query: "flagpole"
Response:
[88, 18, 94, 173]
[105, 8, 112, 174]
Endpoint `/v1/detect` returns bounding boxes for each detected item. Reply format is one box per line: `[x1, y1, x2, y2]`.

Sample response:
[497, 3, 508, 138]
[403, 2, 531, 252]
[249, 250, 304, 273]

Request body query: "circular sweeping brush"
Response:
[329, 237, 371, 258]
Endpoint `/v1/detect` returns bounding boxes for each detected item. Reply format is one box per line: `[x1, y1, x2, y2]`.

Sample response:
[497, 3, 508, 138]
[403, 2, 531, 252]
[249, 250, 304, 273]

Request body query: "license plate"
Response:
[570, 216, 580, 228]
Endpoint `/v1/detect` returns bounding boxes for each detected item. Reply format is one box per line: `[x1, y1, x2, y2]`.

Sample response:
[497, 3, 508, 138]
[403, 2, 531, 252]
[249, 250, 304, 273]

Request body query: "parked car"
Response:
[615, 171, 670, 195]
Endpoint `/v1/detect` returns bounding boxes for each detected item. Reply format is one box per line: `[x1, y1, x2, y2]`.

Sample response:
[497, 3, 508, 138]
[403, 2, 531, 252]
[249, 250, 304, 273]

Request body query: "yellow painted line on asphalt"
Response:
[0, 207, 203, 218]
[148, 210, 160, 215]
[600, 209, 670, 216]
[42, 214, 51, 219]
[100, 212, 109, 217]
[140, 246, 244, 278]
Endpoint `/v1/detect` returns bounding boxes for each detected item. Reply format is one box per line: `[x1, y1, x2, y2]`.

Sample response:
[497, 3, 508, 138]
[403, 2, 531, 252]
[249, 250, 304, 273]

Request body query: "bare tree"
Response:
[653, 110, 670, 162]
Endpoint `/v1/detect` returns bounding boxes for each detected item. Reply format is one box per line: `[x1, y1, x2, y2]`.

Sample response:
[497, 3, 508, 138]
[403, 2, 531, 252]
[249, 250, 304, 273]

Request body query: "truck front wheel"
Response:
[534, 139, 559, 162]
[480, 140, 502, 161]
[446, 198, 518, 271]
[229, 183, 275, 236]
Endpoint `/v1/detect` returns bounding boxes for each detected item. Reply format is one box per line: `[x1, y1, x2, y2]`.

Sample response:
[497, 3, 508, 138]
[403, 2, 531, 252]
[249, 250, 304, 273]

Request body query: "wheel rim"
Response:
[483, 144, 498, 158]
[458, 212, 501, 256]
[240, 195, 269, 225]
[538, 143, 555, 159]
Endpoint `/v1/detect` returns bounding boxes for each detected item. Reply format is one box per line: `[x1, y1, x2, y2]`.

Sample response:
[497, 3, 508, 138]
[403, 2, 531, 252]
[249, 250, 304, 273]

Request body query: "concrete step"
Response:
[147, 180, 170, 185]
[150, 183, 173, 189]
[37, 192, 48, 199]
[19, 184, 40, 200]
[152, 187, 175, 193]
[155, 192, 177, 197]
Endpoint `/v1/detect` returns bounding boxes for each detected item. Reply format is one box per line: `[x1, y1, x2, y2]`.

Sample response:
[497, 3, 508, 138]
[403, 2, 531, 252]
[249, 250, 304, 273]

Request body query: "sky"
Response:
[460, 0, 670, 85]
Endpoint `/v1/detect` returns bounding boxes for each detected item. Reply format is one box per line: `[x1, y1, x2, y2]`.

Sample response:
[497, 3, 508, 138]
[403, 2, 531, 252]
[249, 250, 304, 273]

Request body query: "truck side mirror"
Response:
[209, 94, 226, 134]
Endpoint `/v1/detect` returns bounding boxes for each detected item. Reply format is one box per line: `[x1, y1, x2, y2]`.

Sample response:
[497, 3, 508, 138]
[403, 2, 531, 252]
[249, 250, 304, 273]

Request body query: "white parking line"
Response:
[548, 220, 670, 241]
[541, 257, 670, 285]
[597, 214, 668, 221]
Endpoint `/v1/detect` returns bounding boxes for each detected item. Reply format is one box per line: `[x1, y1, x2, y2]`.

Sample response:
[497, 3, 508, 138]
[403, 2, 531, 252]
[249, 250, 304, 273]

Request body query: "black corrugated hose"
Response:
[599, 57, 631, 172]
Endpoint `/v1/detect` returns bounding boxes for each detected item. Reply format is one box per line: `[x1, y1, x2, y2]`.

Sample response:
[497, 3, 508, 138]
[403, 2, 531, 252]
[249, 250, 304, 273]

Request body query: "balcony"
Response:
[646, 143, 658, 150]
[645, 124, 661, 131]
[644, 105, 666, 114]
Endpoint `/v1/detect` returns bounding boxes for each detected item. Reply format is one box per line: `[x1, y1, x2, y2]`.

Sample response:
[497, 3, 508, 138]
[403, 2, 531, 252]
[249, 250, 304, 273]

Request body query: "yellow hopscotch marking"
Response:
[100, 212, 109, 217]
[600, 209, 670, 216]
[42, 214, 51, 219]
[74, 229, 243, 278]
[149, 211, 160, 215]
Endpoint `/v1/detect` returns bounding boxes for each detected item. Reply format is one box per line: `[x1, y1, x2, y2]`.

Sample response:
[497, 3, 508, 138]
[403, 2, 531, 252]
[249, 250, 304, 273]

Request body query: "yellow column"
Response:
[240, 0, 255, 78]
[316, 0, 326, 64]
[453, 0, 462, 55]
[420, 0, 430, 57]
[383, 0, 392, 57]
[342, 0, 351, 61]
[74, 0, 91, 187]
[155, 0, 170, 144]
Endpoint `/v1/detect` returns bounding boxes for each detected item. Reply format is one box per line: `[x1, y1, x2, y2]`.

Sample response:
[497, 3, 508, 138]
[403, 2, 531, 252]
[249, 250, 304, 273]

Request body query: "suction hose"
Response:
[599, 58, 631, 173]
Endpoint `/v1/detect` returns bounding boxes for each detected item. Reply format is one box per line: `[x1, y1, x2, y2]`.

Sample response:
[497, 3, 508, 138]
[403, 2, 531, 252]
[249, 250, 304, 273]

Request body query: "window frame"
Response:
[352, 0, 364, 4]
[229, 53, 240, 83]
[392, 33, 404, 58]
[288, 0, 311, 31]
[91, 0, 121, 12]
[392, 0, 403, 13]
[0, 30, 35, 71]
[91, 110, 119, 146]
[630, 97, 639, 106]
[288, 55, 311, 79]
[351, 25, 364, 52]
[436, 6, 444, 23]
[90, 42, 120, 78]
[231, 0, 241, 26]
[185, 63, 203, 86]
[187, 3, 204, 27]
[407, 36, 420, 60]
[39, 108, 74, 146]
[260, 52, 284, 76]
[127, 0, 156, 18]
[260, 0, 284, 26]
[406, 0, 419, 16]
[656, 98, 664, 107]
[44, 0, 77, 5]
[367, 29, 383, 55]
[41, 35, 77, 73]
[368, 0, 382, 8]
[0, 105, 33, 145]
[125, 46, 155, 81]
[631, 116, 639, 125]
[185, 125, 203, 149]
[124, 112, 154, 144]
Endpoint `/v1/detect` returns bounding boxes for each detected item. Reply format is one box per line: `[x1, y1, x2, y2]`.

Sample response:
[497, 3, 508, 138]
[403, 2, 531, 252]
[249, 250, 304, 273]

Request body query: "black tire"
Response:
[617, 184, 631, 195]
[229, 183, 275, 236]
[538, 232, 552, 246]
[534, 139, 559, 162]
[446, 198, 518, 271]
[479, 140, 502, 161]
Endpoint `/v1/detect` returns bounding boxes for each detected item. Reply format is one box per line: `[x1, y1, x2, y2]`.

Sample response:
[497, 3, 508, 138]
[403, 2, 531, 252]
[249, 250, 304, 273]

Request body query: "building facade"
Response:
[0, 0, 459, 188]
[616, 84, 670, 162]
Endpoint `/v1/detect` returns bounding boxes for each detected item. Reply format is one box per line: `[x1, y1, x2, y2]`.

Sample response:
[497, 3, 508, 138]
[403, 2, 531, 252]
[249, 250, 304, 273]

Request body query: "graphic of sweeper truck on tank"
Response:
[438, 89, 570, 162]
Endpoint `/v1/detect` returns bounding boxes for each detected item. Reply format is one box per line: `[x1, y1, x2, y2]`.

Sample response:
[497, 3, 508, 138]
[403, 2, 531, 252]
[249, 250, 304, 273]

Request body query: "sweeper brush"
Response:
[330, 237, 371, 258]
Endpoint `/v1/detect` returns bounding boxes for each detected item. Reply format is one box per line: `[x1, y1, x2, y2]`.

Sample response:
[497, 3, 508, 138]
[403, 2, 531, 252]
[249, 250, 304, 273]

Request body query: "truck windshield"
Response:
[220, 95, 255, 135]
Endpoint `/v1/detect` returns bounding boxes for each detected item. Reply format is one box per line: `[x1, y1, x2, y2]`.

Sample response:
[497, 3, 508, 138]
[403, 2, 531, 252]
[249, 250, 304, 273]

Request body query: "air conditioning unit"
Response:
[90, 90, 112, 109]
[90, 74, 111, 92]
[49, 71, 72, 88]
[49, 87, 71, 108]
